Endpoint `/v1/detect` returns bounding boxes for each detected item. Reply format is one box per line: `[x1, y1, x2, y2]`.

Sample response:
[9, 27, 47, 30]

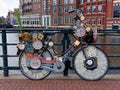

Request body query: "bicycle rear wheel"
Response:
[73, 45, 109, 81]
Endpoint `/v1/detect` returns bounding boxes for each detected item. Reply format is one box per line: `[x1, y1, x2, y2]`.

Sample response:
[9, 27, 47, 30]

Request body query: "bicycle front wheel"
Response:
[19, 49, 53, 80]
[73, 45, 109, 81]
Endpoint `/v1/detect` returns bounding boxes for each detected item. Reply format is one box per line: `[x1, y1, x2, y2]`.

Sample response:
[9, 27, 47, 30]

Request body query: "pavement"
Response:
[0, 73, 120, 80]
[0, 73, 120, 90]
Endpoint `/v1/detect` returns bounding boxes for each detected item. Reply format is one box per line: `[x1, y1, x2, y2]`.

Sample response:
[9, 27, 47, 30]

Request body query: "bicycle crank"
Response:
[42, 61, 65, 73]
[53, 61, 65, 72]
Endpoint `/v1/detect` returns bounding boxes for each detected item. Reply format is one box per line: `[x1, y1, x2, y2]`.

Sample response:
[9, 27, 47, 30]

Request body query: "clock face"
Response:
[80, 15, 85, 21]
[30, 57, 41, 69]
[32, 40, 43, 50]
[76, 9, 83, 17]
[18, 43, 25, 50]
[75, 27, 86, 37]
[86, 27, 91, 32]
[76, 20, 81, 28]
[32, 32, 38, 39]
[76, 20, 84, 28]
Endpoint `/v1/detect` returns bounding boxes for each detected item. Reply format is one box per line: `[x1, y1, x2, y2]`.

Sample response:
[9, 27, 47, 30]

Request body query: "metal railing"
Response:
[0, 28, 120, 77]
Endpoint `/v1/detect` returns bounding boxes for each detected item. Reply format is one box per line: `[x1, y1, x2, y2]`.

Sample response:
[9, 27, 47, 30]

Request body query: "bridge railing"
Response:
[0, 28, 120, 77]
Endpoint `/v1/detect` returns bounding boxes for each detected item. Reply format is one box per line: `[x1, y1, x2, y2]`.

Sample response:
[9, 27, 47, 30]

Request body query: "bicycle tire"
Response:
[73, 45, 109, 81]
[19, 48, 53, 80]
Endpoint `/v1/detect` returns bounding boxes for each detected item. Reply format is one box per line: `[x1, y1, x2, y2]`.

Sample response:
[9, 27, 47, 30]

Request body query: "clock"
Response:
[32, 40, 43, 50]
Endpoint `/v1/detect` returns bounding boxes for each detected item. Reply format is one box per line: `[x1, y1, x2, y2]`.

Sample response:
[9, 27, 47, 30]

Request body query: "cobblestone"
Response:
[0, 79, 120, 90]
[0, 72, 120, 90]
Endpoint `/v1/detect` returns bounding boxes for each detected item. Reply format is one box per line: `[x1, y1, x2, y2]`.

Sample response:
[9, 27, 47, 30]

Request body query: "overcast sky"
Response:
[0, 0, 19, 17]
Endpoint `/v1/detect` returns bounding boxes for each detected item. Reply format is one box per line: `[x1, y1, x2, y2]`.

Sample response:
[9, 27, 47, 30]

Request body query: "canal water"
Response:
[98, 36, 120, 67]
[0, 33, 120, 74]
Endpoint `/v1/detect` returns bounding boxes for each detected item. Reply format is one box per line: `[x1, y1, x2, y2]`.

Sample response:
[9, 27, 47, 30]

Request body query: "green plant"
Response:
[14, 10, 22, 31]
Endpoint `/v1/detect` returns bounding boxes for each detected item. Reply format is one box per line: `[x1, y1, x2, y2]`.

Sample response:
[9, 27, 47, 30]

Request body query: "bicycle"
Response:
[17, 9, 109, 81]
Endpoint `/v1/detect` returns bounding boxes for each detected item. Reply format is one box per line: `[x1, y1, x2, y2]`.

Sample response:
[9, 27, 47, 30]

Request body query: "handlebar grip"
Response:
[69, 10, 74, 14]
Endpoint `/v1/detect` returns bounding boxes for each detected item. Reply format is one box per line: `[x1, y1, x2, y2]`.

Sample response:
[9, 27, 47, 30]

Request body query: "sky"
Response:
[0, 0, 19, 17]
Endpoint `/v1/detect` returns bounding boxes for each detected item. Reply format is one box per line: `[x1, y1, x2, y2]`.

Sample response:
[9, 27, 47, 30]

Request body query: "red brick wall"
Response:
[79, 0, 107, 29]
[106, 0, 113, 18]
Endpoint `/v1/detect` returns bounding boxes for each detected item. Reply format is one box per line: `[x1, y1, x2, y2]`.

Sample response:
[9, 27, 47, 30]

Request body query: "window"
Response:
[98, 17, 102, 25]
[93, 0, 96, 2]
[64, 0, 68, 4]
[58, 16, 63, 24]
[27, 21, 29, 24]
[43, 1, 46, 8]
[53, 0, 57, 5]
[47, 17, 50, 26]
[92, 18, 96, 25]
[34, 11, 40, 14]
[42, 15, 50, 26]
[86, 18, 90, 25]
[98, 5, 102, 13]
[44, 17, 46, 26]
[64, 16, 68, 24]
[58, 0, 62, 4]
[70, 16, 74, 24]
[87, 6, 90, 14]
[80, 0, 84, 4]
[22, 21, 25, 25]
[70, 0, 74, 4]
[113, 6, 120, 18]
[53, 16, 57, 24]
[58, 6, 62, 14]
[92, 6, 96, 13]
[33, 4, 40, 8]
[87, 0, 90, 3]
[64, 6, 68, 13]
[53, 6, 57, 13]
[112, 24, 119, 29]
[69, 6, 74, 12]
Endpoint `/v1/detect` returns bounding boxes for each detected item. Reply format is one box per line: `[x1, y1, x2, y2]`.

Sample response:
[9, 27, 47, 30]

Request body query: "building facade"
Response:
[79, 0, 120, 30]
[19, 0, 42, 27]
[19, 0, 120, 29]
[79, 0, 107, 29]
[50, 0, 77, 27]
[19, 0, 78, 27]
[106, 0, 120, 29]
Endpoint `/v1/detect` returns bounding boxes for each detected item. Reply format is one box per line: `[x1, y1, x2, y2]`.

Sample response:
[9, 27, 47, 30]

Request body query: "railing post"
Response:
[62, 30, 70, 52]
[2, 28, 9, 77]
[62, 29, 71, 76]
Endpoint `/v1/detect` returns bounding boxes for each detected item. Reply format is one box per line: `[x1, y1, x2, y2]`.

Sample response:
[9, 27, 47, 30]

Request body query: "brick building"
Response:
[19, 0, 78, 27]
[19, 0, 120, 29]
[106, 0, 120, 29]
[19, 0, 42, 27]
[78, 0, 120, 30]
[79, 0, 107, 30]
[50, 0, 77, 27]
